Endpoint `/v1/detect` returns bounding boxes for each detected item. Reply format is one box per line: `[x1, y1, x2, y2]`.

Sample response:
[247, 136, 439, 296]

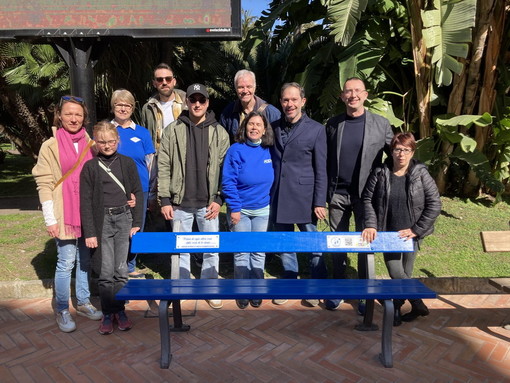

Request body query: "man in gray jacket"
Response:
[325, 77, 393, 310]
[158, 83, 229, 309]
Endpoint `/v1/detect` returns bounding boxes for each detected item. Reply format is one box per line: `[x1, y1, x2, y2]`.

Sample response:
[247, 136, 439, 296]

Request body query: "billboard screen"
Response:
[0, 0, 241, 39]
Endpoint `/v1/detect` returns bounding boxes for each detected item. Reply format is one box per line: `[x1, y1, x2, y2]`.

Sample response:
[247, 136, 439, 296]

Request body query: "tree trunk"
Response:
[407, 0, 432, 139]
[0, 83, 45, 160]
[435, 140, 453, 194]
[462, 0, 504, 196]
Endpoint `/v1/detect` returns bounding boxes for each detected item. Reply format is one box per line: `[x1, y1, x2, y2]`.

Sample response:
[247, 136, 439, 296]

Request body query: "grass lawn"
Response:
[1, 149, 510, 281]
[0, 144, 37, 197]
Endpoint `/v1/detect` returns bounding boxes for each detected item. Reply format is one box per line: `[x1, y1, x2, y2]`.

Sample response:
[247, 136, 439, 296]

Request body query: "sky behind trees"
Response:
[242, 0, 269, 17]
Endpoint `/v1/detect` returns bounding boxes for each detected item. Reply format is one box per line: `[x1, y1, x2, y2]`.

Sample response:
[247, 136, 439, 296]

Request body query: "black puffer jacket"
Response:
[362, 158, 441, 239]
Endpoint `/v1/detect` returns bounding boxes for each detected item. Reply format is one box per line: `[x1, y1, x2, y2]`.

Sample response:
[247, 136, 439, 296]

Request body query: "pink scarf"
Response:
[56, 127, 93, 237]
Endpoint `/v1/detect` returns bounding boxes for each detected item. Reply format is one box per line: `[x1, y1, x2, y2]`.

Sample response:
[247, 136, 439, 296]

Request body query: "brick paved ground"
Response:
[1, 295, 509, 382]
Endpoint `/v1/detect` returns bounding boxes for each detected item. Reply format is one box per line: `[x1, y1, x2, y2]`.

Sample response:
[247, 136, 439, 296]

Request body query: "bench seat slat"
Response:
[116, 279, 436, 301]
[131, 231, 414, 254]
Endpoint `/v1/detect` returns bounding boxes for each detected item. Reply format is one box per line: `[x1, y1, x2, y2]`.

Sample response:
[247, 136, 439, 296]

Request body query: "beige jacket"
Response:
[32, 127, 93, 240]
[140, 89, 187, 150]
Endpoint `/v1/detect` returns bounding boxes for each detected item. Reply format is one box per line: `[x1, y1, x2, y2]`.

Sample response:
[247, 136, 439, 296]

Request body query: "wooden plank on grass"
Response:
[480, 231, 510, 252]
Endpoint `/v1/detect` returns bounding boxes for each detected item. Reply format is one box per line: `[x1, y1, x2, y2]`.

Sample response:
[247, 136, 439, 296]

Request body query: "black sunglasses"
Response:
[155, 76, 174, 83]
[188, 96, 207, 104]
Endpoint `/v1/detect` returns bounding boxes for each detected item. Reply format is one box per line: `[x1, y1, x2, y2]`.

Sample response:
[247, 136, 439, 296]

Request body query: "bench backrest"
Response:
[131, 231, 413, 254]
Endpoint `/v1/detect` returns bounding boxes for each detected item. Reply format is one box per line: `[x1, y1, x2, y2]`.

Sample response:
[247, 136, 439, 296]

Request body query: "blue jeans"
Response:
[228, 211, 268, 280]
[273, 222, 328, 279]
[127, 191, 148, 273]
[98, 210, 132, 315]
[173, 207, 219, 279]
[54, 237, 91, 312]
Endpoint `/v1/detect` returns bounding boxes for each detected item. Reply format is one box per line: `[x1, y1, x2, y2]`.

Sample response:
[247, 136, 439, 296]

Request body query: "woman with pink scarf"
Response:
[33, 96, 102, 333]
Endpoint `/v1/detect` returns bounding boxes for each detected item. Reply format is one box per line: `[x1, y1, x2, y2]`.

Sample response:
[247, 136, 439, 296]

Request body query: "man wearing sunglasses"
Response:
[141, 63, 187, 233]
[140, 63, 187, 150]
[158, 84, 229, 310]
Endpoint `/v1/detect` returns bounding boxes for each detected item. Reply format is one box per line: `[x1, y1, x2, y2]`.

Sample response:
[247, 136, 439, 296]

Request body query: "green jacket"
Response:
[157, 115, 229, 206]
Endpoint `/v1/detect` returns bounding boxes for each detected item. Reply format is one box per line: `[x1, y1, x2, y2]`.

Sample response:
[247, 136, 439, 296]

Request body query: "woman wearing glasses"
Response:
[110, 89, 155, 278]
[32, 96, 102, 333]
[361, 132, 441, 326]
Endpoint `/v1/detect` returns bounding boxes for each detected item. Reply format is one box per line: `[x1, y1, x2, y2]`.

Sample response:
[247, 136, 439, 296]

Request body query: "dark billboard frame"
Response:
[0, 0, 241, 41]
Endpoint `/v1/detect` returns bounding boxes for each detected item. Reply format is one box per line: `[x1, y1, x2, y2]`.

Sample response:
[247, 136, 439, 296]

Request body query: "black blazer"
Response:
[326, 110, 393, 200]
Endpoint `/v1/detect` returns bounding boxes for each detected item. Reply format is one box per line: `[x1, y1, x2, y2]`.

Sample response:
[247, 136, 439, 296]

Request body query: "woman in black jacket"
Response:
[361, 132, 441, 326]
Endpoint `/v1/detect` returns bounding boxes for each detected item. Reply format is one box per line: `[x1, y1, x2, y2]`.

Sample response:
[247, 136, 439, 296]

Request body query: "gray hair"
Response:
[234, 69, 256, 88]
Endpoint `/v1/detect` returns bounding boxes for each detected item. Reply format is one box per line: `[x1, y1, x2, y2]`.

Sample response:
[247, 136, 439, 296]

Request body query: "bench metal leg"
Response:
[170, 300, 191, 332]
[379, 299, 394, 368]
[355, 298, 378, 331]
[355, 253, 379, 331]
[158, 300, 191, 369]
[158, 300, 172, 369]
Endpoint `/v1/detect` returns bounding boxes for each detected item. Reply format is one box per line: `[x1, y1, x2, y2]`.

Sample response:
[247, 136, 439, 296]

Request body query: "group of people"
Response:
[32, 63, 441, 335]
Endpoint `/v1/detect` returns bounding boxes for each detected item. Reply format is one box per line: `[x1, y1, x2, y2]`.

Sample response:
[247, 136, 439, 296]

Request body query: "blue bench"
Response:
[116, 232, 436, 369]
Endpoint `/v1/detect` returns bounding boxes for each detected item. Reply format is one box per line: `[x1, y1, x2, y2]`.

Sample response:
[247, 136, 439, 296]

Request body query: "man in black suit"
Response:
[325, 77, 394, 310]
[270, 82, 328, 306]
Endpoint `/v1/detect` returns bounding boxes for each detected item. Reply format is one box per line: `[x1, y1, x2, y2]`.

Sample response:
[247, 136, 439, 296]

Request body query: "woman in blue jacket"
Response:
[222, 111, 274, 309]
[362, 132, 441, 326]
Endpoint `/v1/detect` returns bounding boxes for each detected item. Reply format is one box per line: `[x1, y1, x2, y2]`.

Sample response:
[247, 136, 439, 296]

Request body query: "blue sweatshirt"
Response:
[222, 142, 274, 212]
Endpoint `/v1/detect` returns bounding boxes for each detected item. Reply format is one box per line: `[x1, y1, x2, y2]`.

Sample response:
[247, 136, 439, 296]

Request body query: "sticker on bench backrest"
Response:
[326, 235, 370, 249]
[176, 235, 220, 249]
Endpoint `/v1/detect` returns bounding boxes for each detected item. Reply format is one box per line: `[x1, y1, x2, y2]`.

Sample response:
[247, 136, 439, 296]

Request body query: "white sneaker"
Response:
[77, 303, 103, 321]
[272, 299, 288, 305]
[56, 309, 76, 333]
[206, 300, 223, 309]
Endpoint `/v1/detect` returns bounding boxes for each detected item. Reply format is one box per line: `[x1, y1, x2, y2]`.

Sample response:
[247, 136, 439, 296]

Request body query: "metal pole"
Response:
[53, 38, 104, 135]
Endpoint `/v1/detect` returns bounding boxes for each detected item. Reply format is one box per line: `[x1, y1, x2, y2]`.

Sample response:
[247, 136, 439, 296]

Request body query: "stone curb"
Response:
[0, 277, 502, 300]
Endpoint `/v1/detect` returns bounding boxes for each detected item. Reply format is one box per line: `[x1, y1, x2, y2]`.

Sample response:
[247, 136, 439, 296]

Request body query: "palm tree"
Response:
[0, 42, 67, 159]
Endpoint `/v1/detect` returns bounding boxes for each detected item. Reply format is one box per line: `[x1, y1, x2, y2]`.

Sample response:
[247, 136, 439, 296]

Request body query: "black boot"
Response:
[393, 299, 405, 327]
[401, 299, 429, 322]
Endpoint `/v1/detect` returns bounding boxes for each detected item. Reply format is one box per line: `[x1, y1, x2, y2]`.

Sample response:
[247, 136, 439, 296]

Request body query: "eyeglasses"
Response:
[114, 103, 133, 109]
[96, 139, 117, 146]
[60, 95, 84, 106]
[392, 148, 413, 154]
[188, 96, 207, 104]
[155, 76, 174, 83]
